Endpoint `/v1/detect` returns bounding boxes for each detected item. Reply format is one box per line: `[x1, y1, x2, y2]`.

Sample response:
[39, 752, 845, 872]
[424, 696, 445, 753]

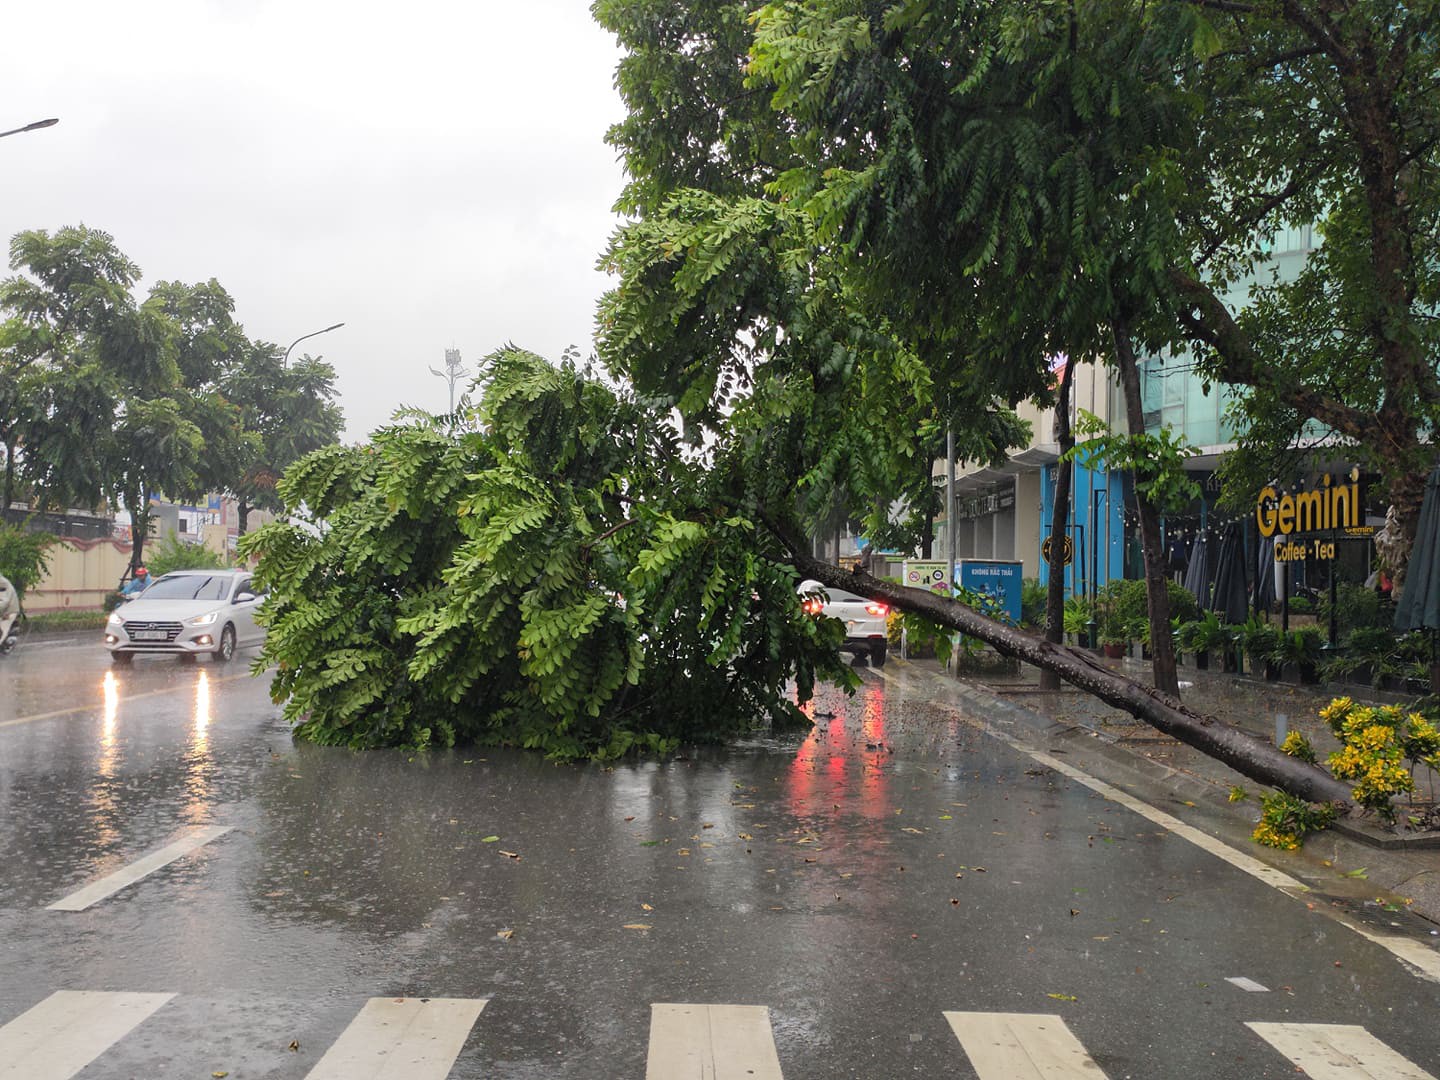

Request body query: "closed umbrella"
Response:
[1393, 463, 1440, 690]
[1210, 522, 1250, 625]
[1183, 530, 1213, 607]
[1254, 534, 1275, 615]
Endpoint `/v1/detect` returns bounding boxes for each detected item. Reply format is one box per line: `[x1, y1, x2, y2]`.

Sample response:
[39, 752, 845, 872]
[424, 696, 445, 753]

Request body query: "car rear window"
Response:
[140, 575, 232, 601]
[815, 589, 867, 604]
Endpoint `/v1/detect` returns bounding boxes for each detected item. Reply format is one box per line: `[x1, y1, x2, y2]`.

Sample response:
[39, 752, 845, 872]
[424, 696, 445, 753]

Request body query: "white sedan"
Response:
[104, 569, 265, 664]
[798, 579, 890, 666]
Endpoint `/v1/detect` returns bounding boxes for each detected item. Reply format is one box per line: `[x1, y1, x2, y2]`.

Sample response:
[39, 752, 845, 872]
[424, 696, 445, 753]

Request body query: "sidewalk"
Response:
[889, 646, 1440, 929]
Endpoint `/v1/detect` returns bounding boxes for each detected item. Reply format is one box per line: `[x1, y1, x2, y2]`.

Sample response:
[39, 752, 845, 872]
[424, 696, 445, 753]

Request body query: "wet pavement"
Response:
[2, 641, 1440, 1077]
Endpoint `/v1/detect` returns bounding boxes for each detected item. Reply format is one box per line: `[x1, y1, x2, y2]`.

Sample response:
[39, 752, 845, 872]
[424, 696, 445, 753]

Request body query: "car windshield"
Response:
[138, 575, 231, 602]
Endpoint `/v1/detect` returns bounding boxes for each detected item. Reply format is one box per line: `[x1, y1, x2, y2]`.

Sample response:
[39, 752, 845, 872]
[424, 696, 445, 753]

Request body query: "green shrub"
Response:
[1287, 595, 1314, 614]
[144, 535, 229, 578]
[1318, 582, 1386, 636]
[0, 524, 56, 597]
[1020, 577, 1047, 629]
[1062, 595, 1093, 638]
[26, 610, 108, 634]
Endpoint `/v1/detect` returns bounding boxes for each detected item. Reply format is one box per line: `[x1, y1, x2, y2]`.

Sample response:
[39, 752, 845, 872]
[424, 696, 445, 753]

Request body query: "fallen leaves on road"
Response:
[1046, 993, 1078, 1003]
[624, 923, 652, 931]
[496, 928, 514, 940]
[499, 850, 521, 860]
[481, 835, 500, 843]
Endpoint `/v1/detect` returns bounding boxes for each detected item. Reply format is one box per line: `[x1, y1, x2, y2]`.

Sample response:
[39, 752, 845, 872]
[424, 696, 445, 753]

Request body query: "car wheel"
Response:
[871, 640, 887, 667]
[213, 624, 236, 663]
[111, 651, 134, 666]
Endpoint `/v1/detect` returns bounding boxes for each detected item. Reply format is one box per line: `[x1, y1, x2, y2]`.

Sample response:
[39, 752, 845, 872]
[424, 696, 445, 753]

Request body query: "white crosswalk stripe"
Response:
[3, 992, 1437, 1077]
[45, 824, 233, 911]
[1247, 1021, 1437, 1080]
[944, 1011, 1106, 1078]
[305, 997, 488, 1080]
[0, 990, 174, 1079]
[647, 1003, 784, 1080]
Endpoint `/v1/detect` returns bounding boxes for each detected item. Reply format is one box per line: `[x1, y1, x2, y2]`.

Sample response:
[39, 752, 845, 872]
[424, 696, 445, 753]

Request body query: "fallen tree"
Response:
[790, 552, 1357, 810]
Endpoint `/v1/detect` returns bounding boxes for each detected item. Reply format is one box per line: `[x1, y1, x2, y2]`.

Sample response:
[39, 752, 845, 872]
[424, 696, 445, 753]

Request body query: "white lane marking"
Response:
[1224, 976, 1270, 992]
[897, 671, 1440, 986]
[0, 672, 251, 729]
[46, 825, 233, 911]
[306, 997, 487, 1079]
[0, 990, 174, 1079]
[1247, 1022, 1437, 1080]
[647, 1003, 784, 1080]
[944, 1011, 1106, 1078]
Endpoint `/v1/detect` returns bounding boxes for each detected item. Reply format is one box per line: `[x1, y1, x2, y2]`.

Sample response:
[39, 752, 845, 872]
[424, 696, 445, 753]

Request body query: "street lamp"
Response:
[429, 348, 470, 414]
[282, 322, 344, 367]
[0, 117, 59, 139]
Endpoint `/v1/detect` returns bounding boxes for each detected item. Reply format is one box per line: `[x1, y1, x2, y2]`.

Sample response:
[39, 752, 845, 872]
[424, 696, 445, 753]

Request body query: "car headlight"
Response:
[186, 611, 220, 627]
[106, 612, 123, 628]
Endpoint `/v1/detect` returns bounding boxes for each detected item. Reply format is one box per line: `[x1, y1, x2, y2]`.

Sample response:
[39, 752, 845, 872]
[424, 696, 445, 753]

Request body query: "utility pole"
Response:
[946, 425, 956, 592]
[430, 348, 470, 414]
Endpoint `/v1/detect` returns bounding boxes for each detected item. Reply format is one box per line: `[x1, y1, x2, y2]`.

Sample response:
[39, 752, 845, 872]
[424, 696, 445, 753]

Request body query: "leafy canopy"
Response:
[244, 348, 851, 759]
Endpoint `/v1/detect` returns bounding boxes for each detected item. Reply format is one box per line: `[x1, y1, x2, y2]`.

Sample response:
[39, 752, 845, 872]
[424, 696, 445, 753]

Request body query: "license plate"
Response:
[133, 630, 168, 641]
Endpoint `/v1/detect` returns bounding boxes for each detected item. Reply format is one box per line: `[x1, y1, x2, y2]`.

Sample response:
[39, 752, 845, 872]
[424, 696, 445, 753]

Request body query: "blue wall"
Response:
[1038, 456, 1125, 595]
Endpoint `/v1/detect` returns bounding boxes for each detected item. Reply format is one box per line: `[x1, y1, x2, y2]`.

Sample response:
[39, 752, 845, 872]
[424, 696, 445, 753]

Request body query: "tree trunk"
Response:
[126, 491, 150, 573]
[1039, 358, 1076, 691]
[2, 437, 14, 511]
[1113, 324, 1181, 699]
[789, 552, 1355, 809]
[237, 496, 250, 539]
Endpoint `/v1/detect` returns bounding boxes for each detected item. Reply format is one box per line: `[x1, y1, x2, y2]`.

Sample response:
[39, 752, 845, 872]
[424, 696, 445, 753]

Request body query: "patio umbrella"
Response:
[1183, 530, 1213, 607]
[1210, 522, 1250, 625]
[1393, 462, 1440, 690]
[1254, 534, 1276, 615]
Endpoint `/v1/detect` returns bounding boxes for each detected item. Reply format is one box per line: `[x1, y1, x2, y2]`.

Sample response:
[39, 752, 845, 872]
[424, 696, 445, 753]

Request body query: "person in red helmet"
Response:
[121, 565, 151, 597]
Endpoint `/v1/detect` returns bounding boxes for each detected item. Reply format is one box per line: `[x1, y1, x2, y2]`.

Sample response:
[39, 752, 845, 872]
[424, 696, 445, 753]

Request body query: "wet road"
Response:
[2, 641, 1440, 1078]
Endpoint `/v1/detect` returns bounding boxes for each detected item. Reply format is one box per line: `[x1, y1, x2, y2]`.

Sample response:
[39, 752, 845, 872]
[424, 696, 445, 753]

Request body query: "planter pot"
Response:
[1346, 664, 1375, 688]
[1222, 649, 1241, 673]
[1102, 642, 1126, 659]
[1263, 661, 1283, 681]
[1193, 650, 1210, 670]
[1282, 662, 1320, 685]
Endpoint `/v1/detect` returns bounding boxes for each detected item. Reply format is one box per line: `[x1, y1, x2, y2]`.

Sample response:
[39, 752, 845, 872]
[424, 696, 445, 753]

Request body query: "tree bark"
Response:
[126, 491, 149, 574]
[237, 496, 250, 539]
[1039, 358, 1076, 691]
[1113, 323, 1181, 698]
[2, 438, 14, 511]
[789, 552, 1355, 808]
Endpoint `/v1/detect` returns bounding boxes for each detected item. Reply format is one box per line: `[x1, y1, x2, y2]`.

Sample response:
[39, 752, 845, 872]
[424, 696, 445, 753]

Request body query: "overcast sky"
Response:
[2, 0, 629, 440]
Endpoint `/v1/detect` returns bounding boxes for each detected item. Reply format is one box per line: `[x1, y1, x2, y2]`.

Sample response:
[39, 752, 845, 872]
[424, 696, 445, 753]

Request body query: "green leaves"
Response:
[247, 348, 841, 760]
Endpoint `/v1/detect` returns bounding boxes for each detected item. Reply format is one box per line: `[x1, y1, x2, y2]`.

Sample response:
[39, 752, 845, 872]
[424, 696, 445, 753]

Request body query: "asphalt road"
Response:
[2, 639, 1439, 1078]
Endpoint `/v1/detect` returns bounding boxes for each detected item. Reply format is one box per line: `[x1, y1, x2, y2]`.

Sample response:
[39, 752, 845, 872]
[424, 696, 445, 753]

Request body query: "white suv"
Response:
[798, 579, 889, 666]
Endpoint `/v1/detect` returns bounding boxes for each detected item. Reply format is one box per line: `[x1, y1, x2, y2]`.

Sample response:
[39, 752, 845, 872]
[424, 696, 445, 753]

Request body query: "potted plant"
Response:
[1238, 617, 1283, 679]
[1182, 611, 1233, 671]
[1325, 626, 1395, 687]
[1096, 600, 1128, 658]
[1274, 627, 1324, 683]
[1062, 595, 1093, 647]
[1127, 617, 1150, 660]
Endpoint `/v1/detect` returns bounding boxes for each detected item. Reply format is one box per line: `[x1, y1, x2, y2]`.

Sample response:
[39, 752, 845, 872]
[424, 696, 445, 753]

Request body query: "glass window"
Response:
[140, 574, 232, 601]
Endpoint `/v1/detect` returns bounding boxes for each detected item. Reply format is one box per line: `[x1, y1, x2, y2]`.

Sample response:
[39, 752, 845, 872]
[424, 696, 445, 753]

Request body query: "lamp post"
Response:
[282, 322, 344, 367]
[0, 117, 58, 139]
[429, 348, 470, 414]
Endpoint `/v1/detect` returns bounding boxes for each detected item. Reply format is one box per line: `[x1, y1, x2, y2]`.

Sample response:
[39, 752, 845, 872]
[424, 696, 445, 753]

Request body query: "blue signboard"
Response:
[957, 559, 1024, 624]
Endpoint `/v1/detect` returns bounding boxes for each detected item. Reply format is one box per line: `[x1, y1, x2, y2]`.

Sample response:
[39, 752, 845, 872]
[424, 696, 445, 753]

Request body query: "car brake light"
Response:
[802, 599, 824, 615]
[866, 603, 888, 616]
